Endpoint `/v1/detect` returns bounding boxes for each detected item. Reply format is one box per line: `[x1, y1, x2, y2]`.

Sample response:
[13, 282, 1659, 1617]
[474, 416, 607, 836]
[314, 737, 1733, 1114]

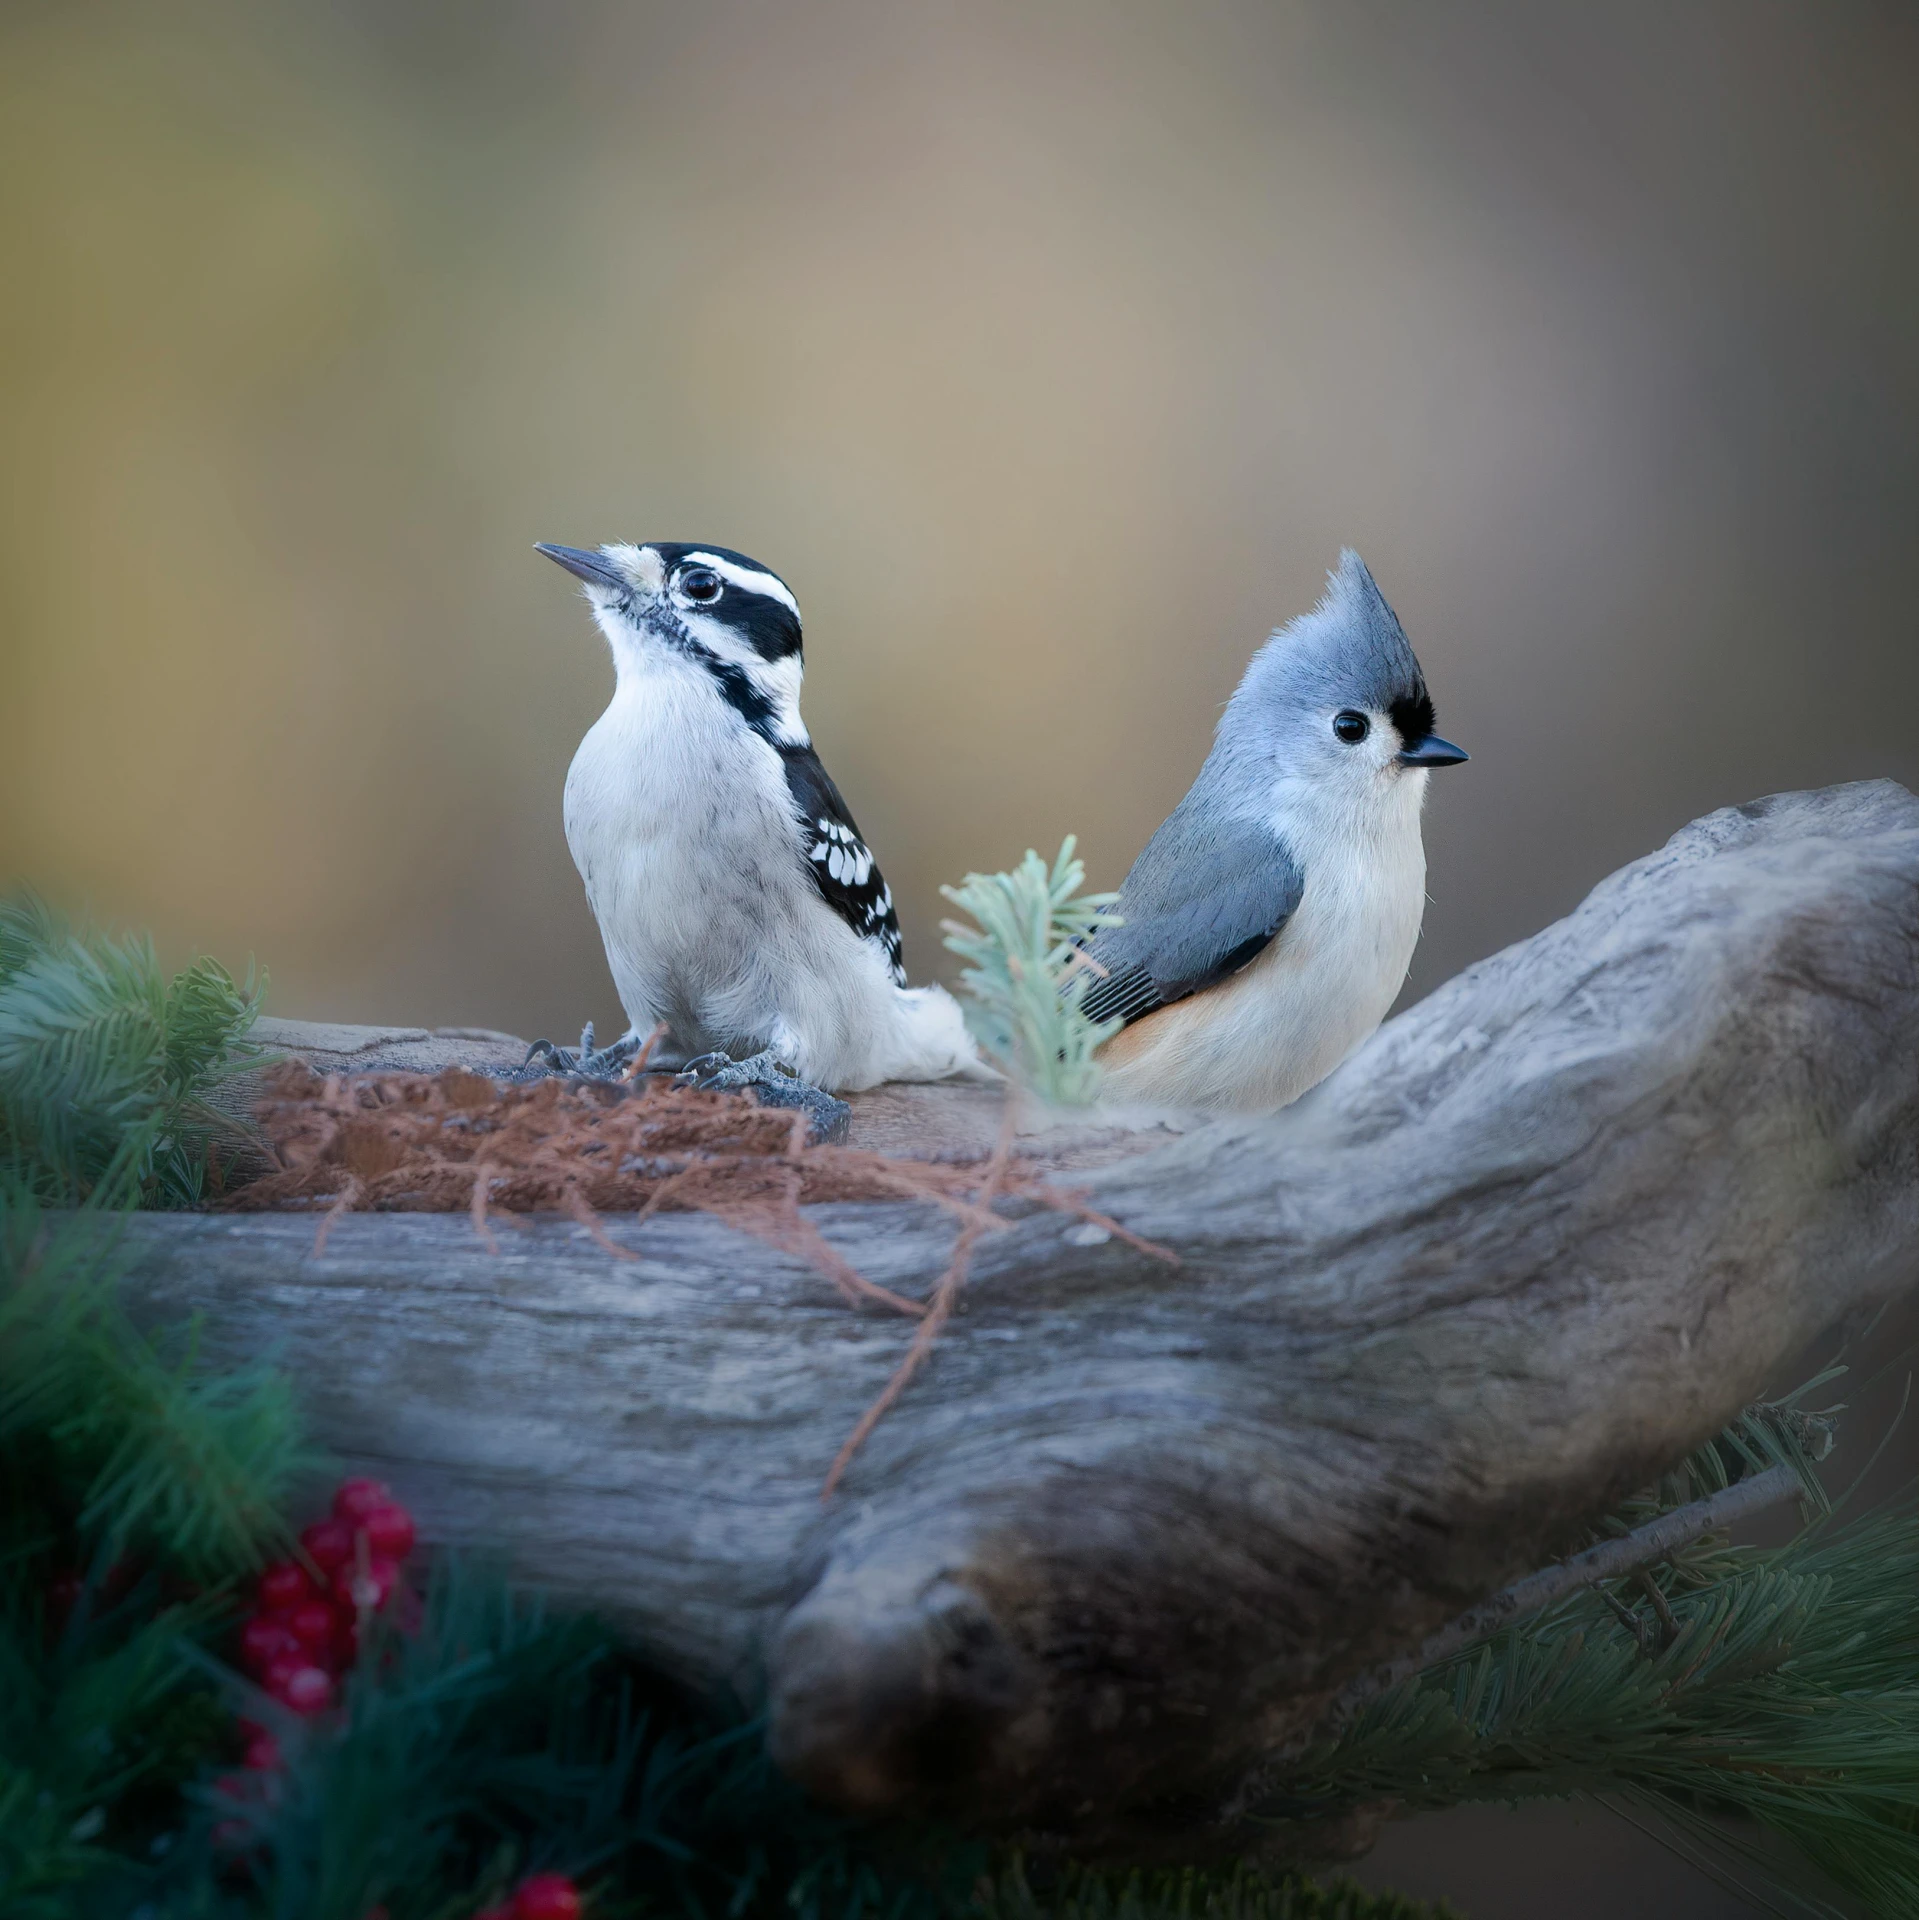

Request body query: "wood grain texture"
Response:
[118, 782, 1919, 1852]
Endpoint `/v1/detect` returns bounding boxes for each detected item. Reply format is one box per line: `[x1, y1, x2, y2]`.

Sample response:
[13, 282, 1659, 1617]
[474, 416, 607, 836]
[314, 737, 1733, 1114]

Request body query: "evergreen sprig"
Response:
[173, 1566, 980, 1920]
[0, 1191, 310, 1581]
[0, 894, 265, 1208]
[940, 839, 1119, 1104]
[0, 1186, 308, 1917]
[1, 1561, 233, 1918]
[1267, 1376, 1910, 1919]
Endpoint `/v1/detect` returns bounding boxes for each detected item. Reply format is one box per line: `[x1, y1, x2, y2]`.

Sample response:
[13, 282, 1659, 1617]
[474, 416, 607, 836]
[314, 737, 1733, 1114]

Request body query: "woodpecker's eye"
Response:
[1333, 710, 1371, 745]
[676, 566, 723, 604]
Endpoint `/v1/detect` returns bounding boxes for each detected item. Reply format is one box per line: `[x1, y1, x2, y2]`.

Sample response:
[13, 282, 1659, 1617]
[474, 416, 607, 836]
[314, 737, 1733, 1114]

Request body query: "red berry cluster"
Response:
[475, 1872, 584, 1920]
[232, 1477, 418, 1763]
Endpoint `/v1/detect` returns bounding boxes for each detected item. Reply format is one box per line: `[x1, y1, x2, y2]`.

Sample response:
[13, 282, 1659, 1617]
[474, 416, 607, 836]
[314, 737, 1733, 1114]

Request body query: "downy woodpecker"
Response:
[535, 540, 979, 1112]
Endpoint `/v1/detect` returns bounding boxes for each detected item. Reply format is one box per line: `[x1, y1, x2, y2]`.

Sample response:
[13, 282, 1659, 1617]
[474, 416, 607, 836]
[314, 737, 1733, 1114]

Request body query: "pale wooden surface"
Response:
[248, 1019, 533, 1077]
[121, 782, 1919, 1857]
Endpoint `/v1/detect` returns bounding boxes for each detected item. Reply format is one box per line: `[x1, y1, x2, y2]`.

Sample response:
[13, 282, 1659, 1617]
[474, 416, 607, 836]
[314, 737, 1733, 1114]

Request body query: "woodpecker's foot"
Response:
[519, 1022, 650, 1084]
[675, 1050, 852, 1146]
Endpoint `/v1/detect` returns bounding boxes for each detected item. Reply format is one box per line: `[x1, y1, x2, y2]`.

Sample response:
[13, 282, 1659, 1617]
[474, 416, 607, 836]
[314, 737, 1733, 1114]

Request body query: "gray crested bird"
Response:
[533, 540, 979, 1119]
[1080, 550, 1467, 1111]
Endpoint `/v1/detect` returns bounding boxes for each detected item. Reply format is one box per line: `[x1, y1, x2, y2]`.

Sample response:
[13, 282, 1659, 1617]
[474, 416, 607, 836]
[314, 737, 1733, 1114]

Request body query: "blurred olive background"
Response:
[2, 4, 1915, 1912]
[6, 0, 1917, 1044]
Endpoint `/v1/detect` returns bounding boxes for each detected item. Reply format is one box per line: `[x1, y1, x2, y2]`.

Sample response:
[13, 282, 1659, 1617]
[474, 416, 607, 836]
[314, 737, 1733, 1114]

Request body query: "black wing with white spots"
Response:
[780, 746, 907, 985]
[1078, 808, 1304, 1031]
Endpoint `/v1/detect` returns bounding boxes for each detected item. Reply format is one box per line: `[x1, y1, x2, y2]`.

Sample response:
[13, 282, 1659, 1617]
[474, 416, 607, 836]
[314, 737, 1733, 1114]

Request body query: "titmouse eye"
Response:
[675, 566, 723, 604]
[1332, 710, 1370, 744]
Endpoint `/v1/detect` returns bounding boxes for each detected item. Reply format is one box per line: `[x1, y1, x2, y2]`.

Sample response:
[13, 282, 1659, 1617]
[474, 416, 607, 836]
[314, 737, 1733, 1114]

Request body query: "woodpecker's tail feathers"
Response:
[883, 983, 995, 1085]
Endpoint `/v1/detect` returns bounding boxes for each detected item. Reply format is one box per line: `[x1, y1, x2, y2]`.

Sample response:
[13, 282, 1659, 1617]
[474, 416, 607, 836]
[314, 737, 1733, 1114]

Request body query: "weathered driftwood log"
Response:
[117, 782, 1919, 1856]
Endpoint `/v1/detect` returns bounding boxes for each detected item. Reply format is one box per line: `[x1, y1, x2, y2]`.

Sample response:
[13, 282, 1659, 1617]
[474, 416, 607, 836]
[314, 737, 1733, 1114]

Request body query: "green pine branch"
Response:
[0, 1192, 307, 1917]
[1, 1190, 311, 1581]
[1266, 1374, 1908, 1919]
[0, 893, 266, 1208]
[940, 838, 1120, 1104]
[176, 1566, 899, 1920]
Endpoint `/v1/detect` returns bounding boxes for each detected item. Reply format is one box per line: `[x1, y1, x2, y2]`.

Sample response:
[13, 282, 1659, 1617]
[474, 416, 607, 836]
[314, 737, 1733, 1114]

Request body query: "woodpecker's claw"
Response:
[579, 1032, 648, 1077]
[675, 1050, 852, 1146]
[518, 1026, 650, 1084]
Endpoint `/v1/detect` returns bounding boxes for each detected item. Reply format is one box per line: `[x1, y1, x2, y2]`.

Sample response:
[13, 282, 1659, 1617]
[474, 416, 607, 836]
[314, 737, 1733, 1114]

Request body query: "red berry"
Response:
[333, 1556, 402, 1616]
[514, 1874, 583, 1920]
[213, 1770, 252, 1802]
[333, 1477, 393, 1524]
[244, 1733, 282, 1771]
[241, 1617, 302, 1675]
[361, 1503, 416, 1560]
[301, 1518, 355, 1570]
[273, 1664, 334, 1715]
[259, 1560, 312, 1611]
[288, 1599, 341, 1651]
[212, 1817, 251, 1850]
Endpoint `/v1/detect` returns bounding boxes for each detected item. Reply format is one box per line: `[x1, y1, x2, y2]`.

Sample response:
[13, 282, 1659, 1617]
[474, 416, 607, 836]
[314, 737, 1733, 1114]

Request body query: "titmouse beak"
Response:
[536, 543, 629, 592]
[1397, 734, 1469, 768]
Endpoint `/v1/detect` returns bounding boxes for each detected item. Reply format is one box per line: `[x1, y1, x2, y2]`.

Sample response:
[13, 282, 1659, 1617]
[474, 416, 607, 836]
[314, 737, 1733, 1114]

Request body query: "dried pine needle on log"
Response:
[227, 1060, 1165, 1294]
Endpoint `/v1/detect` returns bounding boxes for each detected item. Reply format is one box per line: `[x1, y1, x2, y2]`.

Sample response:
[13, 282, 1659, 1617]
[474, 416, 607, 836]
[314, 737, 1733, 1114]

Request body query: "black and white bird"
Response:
[1080, 550, 1467, 1111]
[534, 540, 979, 1105]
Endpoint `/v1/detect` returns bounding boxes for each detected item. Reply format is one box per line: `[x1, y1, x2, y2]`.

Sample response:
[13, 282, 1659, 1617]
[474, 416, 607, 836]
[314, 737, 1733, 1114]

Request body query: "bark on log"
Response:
[114, 782, 1919, 1856]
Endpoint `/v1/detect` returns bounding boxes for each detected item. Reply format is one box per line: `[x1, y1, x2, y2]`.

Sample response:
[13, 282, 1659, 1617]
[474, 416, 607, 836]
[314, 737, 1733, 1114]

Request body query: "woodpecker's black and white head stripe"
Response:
[537, 538, 908, 986]
[537, 540, 807, 742]
[648, 543, 805, 664]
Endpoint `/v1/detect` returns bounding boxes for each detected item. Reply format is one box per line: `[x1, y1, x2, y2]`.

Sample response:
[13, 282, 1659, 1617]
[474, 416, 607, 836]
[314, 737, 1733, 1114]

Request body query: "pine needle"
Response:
[0, 1187, 312, 1581]
[0, 892, 266, 1208]
[0, 1188, 309, 1915]
[1257, 1374, 1919, 1918]
[940, 838, 1119, 1105]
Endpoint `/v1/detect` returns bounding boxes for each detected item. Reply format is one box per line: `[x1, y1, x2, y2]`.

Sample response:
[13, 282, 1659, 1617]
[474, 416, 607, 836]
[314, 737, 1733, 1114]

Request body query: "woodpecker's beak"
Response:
[535, 543, 629, 593]
[1397, 734, 1470, 768]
